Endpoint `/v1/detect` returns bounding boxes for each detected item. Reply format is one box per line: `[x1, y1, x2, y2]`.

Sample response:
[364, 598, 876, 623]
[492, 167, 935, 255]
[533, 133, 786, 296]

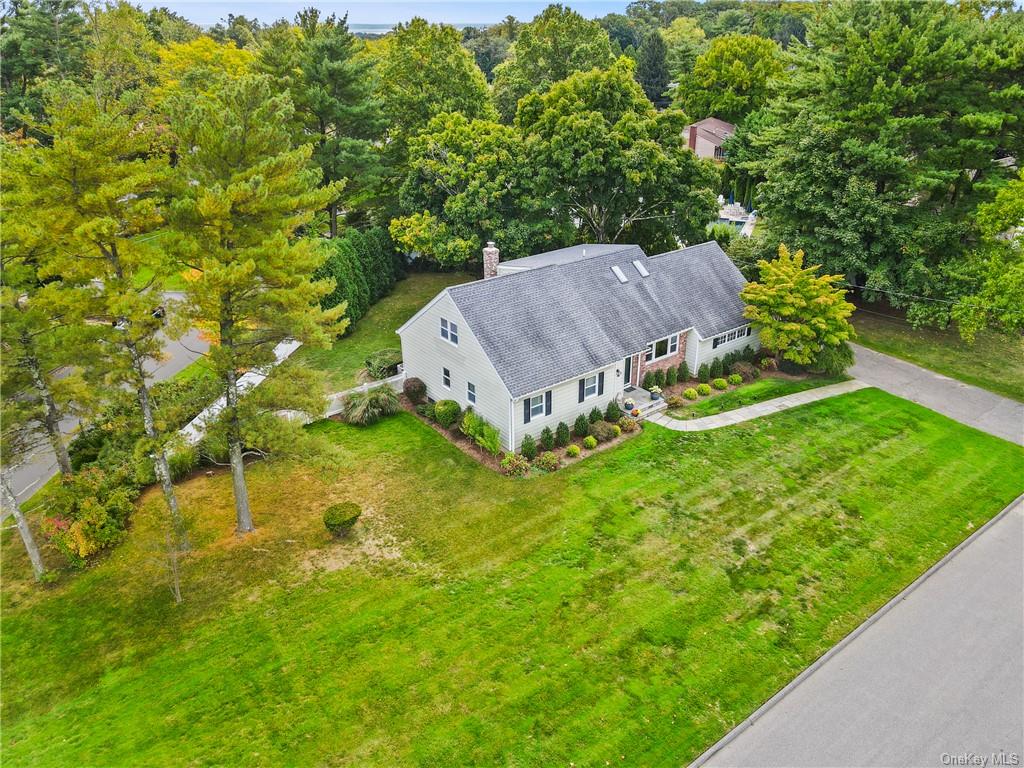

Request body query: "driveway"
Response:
[850, 343, 1024, 446]
[698, 497, 1024, 767]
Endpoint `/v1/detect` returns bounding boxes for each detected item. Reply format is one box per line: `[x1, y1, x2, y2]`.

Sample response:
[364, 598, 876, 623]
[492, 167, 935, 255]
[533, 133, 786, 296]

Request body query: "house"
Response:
[685, 117, 735, 161]
[396, 241, 759, 452]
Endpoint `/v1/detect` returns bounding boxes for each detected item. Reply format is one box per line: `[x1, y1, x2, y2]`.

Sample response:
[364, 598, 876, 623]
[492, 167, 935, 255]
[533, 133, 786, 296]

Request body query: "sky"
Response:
[135, 1, 631, 28]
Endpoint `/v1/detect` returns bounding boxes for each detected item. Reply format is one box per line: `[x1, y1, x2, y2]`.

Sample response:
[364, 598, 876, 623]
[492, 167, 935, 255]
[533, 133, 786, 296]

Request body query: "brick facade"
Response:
[635, 331, 687, 387]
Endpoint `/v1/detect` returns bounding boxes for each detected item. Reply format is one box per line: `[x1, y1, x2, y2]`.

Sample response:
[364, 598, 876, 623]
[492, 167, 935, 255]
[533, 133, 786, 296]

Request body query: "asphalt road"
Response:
[699, 498, 1024, 768]
[8, 319, 209, 503]
[850, 343, 1024, 446]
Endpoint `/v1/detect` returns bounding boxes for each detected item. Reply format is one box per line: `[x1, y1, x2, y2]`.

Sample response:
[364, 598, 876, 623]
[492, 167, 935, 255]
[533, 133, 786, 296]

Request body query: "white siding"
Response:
[697, 326, 761, 370]
[512, 361, 622, 450]
[398, 293, 513, 446]
[684, 328, 702, 373]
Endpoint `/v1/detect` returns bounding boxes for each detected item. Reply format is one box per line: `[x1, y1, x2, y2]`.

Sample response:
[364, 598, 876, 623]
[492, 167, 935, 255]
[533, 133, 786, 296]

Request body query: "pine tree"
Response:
[166, 74, 346, 535]
[636, 30, 670, 108]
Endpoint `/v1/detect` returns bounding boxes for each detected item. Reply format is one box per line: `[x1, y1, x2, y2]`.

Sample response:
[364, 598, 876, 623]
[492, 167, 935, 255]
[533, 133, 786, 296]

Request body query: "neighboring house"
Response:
[686, 117, 735, 161]
[397, 241, 759, 451]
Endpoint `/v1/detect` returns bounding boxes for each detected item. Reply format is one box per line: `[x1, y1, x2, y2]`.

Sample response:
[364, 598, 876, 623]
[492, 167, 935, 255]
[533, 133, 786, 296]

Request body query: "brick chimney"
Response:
[482, 240, 500, 279]
[688, 125, 697, 151]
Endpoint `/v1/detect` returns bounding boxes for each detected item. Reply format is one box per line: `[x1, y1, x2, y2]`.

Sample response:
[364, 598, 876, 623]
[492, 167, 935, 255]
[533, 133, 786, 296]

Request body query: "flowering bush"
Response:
[500, 452, 530, 477]
[533, 451, 560, 472]
[42, 468, 139, 567]
[623, 398, 636, 410]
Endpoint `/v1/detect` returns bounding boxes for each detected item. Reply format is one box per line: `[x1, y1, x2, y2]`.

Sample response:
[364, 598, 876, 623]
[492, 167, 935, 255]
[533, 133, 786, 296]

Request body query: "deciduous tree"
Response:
[741, 244, 855, 365]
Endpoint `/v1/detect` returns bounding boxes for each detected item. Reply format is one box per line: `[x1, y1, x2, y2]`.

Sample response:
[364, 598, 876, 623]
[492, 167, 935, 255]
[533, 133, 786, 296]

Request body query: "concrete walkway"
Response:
[850, 343, 1024, 446]
[646, 379, 869, 432]
[696, 496, 1024, 767]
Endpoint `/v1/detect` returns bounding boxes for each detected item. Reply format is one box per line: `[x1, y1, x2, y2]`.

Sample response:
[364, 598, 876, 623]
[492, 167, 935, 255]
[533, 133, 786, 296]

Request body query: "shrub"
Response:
[433, 399, 462, 428]
[727, 373, 743, 385]
[683, 387, 698, 400]
[520, 433, 537, 460]
[697, 363, 710, 382]
[168, 445, 198, 482]
[582, 435, 598, 450]
[588, 406, 603, 423]
[604, 400, 622, 422]
[712, 377, 728, 390]
[611, 424, 621, 437]
[416, 402, 435, 420]
[741, 344, 757, 361]
[555, 421, 571, 447]
[665, 366, 678, 386]
[677, 360, 689, 381]
[501, 452, 530, 477]
[460, 409, 502, 455]
[667, 395, 685, 408]
[642, 371, 656, 390]
[810, 342, 854, 375]
[617, 416, 639, 433]
[574, 414, 590, 438]
[539, 426, 555, 451]
[653, 369, 666, 388]
[533, 451, 560, 472]
[760, 356, 778, 371]
[778, 357, 805, 375]
[340, 386, 401, 426]
[589, 420, 616, 443]
[323, 502, 361, 538]
[403, 376, 426, 404]
[365, 348, 402, 379]
[730, 361, 757, 380]
[565, 444, 581, 458]
[42, 467, 139, 567]
[710, 357, 724, 378]
[697, 383, 712, 396]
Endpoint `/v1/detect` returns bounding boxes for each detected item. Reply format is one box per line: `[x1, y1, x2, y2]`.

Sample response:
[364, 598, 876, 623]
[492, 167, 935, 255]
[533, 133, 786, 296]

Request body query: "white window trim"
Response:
[712, 324, 751, 349]
[442, 367, 451, 389]
[467, 382, 476, 404]
[529, 395, 545, 418]
[583, 374, 598, 399]
[439, 317, 459, 346]
[646, 334, 679, 363]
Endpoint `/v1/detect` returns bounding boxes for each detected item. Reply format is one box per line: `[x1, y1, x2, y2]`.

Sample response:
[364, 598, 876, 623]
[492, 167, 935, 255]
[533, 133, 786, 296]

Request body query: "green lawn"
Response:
[853, 309, 1024, 402]
[668, 375, 848, 419]
[297, 272, 474, 392]
[2, 389, 1022, 767]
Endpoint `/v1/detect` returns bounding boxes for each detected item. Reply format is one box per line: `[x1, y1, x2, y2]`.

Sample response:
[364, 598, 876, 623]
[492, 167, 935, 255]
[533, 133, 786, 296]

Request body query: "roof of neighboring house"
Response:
[442, 241, 750, 398]
[688, 117, 736, 146]
[495, 243, 627, 272]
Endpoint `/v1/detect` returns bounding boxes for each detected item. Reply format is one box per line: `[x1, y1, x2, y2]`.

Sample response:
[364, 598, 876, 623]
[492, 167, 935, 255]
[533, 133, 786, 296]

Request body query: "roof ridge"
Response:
[448, 243, 645, 292]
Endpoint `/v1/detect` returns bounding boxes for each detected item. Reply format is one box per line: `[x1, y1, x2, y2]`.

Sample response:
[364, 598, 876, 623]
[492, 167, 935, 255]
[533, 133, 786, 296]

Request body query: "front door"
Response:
[623, 355, 633, 387]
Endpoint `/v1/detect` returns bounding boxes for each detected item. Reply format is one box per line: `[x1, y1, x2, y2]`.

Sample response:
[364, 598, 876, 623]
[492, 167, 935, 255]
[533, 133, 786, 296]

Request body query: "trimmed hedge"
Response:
[566, 444, 581, 458]
[712, 378, 728, 390]
[683, 387, 698, 400]
[727, 373, 743, 385]
[403, 376, 426, 403]
[315, 227, 401, 330]
[365, 348, 402, 379]
[582, 435, 598, 450]
[697, 383, 712, 396]
[323, 502, 361, 538]
[433, 400, 462, 428]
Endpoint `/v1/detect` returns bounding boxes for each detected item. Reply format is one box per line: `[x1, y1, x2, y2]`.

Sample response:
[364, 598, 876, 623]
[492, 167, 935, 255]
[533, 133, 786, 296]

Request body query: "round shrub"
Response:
[611, 424, 621, 437]
[604, 400, 622, 422]
[520, 433, 537, 460]
[364, 348, 402, 379]
[500, 452, 530, 477]
[533, 451, 560, 472]
[415, 402, 435, 421]
[574, 414, 590, 438]
[730, 361, 757, 380]
[539, 426, 555, 451]
[588, 420, 616, 443]
[582, 435, 598, 450]
[712, 378, 728, 390]
[433, 399, 462, 428]
[760, 357, 778, 371]
[727, 373, 743, 385]
[683, 387, 698, 400]
[565, 444, 581, 458]
[555, 421, 571, 447]
[403, 376, 426, 404]
[697, 383, 712, 396]
[323, 502, 361, 538]
[666, 395, 685, 408]
[617, 416, 639, 433]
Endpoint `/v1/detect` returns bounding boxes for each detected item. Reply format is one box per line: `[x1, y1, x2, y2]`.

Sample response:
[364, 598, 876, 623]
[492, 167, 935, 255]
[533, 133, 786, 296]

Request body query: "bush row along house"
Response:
[397, 240, 759, 451]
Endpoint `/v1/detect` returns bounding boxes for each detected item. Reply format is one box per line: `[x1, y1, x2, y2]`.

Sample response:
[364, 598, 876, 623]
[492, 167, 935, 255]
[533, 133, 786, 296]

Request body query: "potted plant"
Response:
[623, 397, 636, 411]
[631, 408, 641, 417]
[649, 385, 663, 401]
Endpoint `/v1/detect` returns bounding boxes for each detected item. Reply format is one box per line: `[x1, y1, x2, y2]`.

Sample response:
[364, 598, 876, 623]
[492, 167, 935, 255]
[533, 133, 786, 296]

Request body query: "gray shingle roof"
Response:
[495, 243, 630, 272]
[446, 241, 750, 398]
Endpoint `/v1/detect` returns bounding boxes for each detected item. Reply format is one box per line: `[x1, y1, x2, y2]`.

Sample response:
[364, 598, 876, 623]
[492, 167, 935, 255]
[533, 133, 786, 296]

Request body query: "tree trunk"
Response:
[224, 364, 254, 535]
[329, 202, 338, 239]
[1, 471, 45, 581]
[22, 340, 73, 477]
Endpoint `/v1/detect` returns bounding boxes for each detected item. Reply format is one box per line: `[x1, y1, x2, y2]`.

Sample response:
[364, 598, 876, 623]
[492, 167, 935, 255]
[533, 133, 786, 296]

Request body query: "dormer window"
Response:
[440, 317, 459, 345]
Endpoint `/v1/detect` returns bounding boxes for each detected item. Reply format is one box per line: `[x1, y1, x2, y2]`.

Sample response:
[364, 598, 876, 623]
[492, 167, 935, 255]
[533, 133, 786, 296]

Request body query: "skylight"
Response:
[611, 265, 629, 284]
[632, 259, 650, 277]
